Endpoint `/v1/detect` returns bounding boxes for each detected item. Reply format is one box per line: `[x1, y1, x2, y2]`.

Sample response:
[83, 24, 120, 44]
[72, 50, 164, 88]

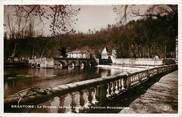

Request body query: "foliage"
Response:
[4, 5, 177, 59]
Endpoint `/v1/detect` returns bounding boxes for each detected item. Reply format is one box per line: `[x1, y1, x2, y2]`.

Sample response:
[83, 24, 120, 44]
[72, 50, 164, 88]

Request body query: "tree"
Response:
[4, 5, 80, 57]
[113, 5, 177, 58]
[5, 5, 80, 37]
[58, 47, 67, 58]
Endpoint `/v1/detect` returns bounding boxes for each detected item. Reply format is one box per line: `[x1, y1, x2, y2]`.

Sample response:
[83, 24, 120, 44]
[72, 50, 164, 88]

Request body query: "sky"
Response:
[4, 5, 151, 36]
[73, 5, 117, 33]
[39, 5, 118, 35]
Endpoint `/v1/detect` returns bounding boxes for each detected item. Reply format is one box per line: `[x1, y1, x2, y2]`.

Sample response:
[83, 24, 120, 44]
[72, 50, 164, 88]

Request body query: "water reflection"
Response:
[4, 67, 120, 97]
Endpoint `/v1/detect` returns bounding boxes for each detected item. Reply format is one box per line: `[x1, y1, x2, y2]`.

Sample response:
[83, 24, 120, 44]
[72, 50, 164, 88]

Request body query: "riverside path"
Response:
[120, 70, 178, 113]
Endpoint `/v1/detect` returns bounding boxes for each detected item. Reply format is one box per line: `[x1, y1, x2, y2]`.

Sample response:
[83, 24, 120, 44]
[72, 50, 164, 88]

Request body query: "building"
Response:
[101, 47, 109, 59]
[112, 49, 117, 58]
[100, 47, 112, 65]
[67, 50, 90, 59]
[28, 57, 54, 68]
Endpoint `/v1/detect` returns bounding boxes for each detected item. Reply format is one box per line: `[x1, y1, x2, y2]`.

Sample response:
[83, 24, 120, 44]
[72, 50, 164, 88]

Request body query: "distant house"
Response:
[67, 50, 90, 59]
[112, 49, 117, 58]
[100, 47, 112, 65]
[28, 57, 54, 68]
[101, 47, 109, 59]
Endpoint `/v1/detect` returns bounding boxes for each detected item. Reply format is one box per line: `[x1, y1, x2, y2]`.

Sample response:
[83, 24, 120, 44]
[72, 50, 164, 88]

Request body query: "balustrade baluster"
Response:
[121, 78, 124, 90]
[73, 92, 81, 113]
[150, 70, 152, 77]
[70, 93, 77, 113]
[115, 80, 119, 94]
[83, 90, 91, 109]
[57, 96, 66, 113]
[49, 96, 60, 113]
[126, 76, 130, 88]
[110, 82, 114, 95]
[91, 87, 98, 104]
[131, 76, 133, 83]
[118, 79, 121, 90]
[106, 83, 111, 97]
[65, 93, 73, 113]
[129, 76, 132, 83]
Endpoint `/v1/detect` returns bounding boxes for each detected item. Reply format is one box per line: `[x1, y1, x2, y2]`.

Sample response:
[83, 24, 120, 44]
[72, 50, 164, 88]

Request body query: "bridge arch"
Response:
[54, 60, 67, 69]
[80, 61, 87, 69]
[68, 61, 77, 68]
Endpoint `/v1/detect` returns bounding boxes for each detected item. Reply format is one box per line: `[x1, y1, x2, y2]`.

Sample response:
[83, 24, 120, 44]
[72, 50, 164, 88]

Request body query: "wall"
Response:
[111, 57, 163, 66]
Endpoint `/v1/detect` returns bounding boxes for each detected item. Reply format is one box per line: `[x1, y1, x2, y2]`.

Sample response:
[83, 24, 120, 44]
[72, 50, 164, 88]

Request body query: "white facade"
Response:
[67, 51, 89, 59]
[112, 49, 117, 58]
[112, 58, 163, 66]
[28, 57, 54, 68]
[101, 47, 108, 59]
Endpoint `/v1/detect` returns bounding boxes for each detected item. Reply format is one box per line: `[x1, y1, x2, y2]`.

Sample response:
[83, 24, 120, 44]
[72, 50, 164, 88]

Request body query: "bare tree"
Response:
[113, 5, 177, 24]
[4, 5, 80, 58]
[113, 5, 177, 58]
[4, 5, 80, 38]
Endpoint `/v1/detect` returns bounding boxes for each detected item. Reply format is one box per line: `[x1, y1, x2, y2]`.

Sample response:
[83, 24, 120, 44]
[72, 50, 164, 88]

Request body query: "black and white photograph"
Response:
[2, 3, 180, 115]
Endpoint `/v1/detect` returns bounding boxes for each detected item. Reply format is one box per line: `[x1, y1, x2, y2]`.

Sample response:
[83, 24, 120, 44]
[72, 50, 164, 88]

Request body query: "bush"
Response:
[163, 58, 176, 65]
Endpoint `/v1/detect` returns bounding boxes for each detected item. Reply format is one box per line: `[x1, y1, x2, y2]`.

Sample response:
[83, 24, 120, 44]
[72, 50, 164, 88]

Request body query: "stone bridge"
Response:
[54, 57, 98, 69]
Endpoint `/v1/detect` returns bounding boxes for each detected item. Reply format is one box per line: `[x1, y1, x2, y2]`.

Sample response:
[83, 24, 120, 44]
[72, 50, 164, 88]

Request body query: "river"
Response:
[4, 65, 152, 113]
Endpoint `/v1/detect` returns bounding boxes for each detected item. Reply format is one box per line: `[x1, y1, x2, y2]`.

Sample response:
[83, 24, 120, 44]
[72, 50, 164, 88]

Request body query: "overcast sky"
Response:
[73, 5, 117, 33]
[39, 5, 118, 35]
[4, 5, 150, 36]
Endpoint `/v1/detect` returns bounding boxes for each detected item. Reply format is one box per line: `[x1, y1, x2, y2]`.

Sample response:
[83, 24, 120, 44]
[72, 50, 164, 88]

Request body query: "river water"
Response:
[4, 65, 152, 113]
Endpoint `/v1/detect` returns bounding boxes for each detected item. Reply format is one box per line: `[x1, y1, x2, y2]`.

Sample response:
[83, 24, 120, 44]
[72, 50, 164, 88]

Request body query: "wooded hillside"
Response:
[4, 5, 177, 59]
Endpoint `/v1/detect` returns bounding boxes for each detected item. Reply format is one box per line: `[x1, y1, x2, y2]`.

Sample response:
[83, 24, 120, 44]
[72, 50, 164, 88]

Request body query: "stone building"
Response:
[101, 47, 109, 59]
[67, 50, 90, 59]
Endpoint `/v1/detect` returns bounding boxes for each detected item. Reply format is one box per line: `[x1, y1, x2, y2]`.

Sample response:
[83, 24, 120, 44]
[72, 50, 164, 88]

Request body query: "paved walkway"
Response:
[120, 70, 178, 113]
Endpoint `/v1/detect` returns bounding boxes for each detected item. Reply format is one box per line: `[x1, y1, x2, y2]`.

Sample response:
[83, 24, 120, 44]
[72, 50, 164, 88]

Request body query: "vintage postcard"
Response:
[1, 1, 181, 117]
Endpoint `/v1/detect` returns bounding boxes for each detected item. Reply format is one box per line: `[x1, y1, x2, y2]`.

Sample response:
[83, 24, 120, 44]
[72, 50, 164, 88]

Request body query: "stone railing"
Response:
[4, 64, 177, 112]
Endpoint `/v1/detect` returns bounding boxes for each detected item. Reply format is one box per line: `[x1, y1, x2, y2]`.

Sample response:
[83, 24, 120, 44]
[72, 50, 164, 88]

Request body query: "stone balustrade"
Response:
[4, 64, 177, 112]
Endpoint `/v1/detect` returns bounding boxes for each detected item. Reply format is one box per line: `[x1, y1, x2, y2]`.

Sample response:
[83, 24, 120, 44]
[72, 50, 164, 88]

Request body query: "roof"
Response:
[67, 50, 89, 54]
[102, 47, 108, 54]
